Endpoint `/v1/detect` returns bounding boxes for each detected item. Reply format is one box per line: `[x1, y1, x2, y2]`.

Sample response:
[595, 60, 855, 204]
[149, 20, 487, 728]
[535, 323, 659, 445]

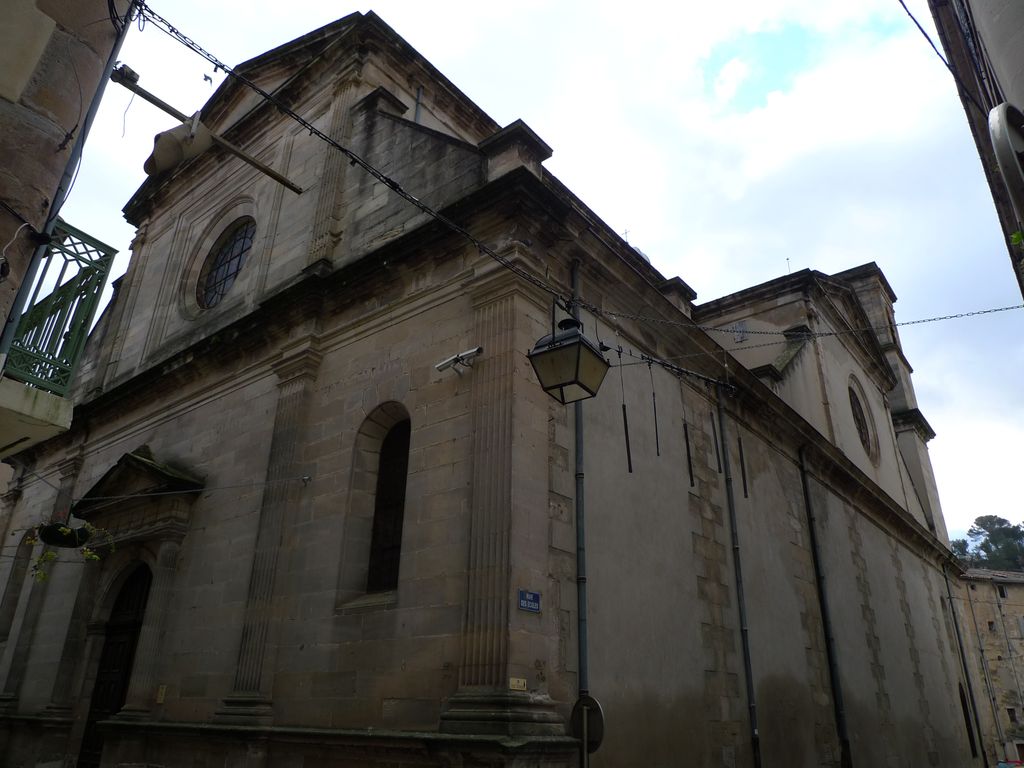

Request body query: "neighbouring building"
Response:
[0, 1, 129, 462]
[960, 568, 1024, 763]
[927, 0, 1024, 297]
[0, 12, 984, 767]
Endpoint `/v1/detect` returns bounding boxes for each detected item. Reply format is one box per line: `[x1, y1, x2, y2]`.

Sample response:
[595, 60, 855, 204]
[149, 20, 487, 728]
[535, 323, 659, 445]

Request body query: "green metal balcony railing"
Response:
[5, 219, 116, 396]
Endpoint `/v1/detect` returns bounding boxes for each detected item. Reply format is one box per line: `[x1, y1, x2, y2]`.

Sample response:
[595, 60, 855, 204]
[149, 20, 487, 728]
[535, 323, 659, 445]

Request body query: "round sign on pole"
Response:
[570, 694, 605, 754]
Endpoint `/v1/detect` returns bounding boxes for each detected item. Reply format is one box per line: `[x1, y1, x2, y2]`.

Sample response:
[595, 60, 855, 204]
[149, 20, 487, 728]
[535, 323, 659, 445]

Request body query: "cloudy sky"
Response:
[61, 0, 1022, 540]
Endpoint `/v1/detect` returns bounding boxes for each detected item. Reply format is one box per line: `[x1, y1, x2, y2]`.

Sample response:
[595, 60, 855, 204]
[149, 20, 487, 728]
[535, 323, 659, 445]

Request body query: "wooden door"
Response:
[77, 565, 152, 768]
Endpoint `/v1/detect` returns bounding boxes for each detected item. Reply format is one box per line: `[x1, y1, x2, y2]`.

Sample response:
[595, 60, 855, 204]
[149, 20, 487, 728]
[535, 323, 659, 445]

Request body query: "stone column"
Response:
[117, 538, 180, 717]
[440, 283, 561, 735]
[217, 338, 321, 721]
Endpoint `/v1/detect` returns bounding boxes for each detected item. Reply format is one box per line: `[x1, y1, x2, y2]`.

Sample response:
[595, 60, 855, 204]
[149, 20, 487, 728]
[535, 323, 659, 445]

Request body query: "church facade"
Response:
[0, 13, 984, 767]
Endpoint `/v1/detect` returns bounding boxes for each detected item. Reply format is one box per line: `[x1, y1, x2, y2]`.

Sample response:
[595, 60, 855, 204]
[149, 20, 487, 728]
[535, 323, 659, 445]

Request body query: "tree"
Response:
[950, 538, 973, 565]
[954, 516, 1024, 570]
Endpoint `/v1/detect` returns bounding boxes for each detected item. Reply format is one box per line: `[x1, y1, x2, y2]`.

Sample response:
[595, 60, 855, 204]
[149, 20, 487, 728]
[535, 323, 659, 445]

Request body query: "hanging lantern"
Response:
[529, 317, 609, 404]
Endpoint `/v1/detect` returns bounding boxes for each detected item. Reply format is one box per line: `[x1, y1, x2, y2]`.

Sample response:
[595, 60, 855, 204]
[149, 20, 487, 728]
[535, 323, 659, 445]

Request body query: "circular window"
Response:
[196, 217, 256, 308]
[847, 379, 877, 462]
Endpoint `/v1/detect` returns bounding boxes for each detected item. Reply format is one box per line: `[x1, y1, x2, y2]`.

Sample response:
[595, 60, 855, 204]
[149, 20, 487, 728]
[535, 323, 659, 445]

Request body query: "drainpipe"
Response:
[944, 568, 991, 767]
[571, 261, 590, 765]
[968, 579, 1007, 760]
[0, 2, 137, 363]
[715, 384, 761, 768]
[798, 447, 851, 768]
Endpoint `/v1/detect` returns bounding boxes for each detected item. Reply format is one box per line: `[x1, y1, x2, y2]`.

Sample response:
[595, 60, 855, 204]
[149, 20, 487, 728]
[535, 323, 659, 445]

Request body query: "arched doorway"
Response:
[77, 564, 152, 768]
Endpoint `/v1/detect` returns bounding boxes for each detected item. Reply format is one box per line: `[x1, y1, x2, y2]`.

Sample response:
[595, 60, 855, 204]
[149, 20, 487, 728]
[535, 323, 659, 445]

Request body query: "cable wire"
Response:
[897, 0, 988, 118]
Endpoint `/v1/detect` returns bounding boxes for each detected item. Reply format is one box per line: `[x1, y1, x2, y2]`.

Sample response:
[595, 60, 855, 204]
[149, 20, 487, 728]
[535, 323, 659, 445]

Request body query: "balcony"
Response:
[0, 219, 115, 457]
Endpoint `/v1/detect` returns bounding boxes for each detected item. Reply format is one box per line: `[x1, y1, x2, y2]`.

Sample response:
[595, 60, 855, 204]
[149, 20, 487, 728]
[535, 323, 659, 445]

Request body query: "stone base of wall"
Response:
[0, 715, 578, 768]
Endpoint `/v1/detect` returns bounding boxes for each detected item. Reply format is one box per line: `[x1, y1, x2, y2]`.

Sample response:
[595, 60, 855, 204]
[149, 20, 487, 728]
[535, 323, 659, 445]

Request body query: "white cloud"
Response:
[714, 58, 751, 106]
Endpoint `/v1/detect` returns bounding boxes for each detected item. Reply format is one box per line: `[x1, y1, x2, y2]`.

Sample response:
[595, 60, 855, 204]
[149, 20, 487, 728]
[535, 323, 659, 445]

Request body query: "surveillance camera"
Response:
[435, 346, 483, 373]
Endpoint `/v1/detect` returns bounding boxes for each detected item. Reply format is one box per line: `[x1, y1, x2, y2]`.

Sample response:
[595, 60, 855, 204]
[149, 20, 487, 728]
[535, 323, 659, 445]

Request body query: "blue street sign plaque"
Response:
[518, 590, 541, 613]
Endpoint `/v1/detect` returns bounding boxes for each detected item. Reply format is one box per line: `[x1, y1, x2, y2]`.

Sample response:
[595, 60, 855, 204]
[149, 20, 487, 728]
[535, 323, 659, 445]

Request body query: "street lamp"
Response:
[528, 317, 609, 404]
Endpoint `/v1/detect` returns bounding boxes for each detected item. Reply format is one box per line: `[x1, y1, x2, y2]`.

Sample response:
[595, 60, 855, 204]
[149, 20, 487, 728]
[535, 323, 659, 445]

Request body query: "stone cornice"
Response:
[271, 336, 323, 384]
[891, 407, 936, 442]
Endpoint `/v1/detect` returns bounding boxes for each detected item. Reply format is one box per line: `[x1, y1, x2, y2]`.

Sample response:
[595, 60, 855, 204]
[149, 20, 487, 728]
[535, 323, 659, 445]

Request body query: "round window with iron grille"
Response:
[196, 217, 256, 309]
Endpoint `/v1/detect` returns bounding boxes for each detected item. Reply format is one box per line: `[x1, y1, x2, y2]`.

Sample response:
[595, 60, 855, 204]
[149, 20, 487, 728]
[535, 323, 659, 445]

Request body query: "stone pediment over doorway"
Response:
[71, 446, 204, 544]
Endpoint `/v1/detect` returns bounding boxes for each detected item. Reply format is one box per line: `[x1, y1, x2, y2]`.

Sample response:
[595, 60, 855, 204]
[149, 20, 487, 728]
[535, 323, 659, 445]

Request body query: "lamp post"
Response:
[530, 299, 609, 765]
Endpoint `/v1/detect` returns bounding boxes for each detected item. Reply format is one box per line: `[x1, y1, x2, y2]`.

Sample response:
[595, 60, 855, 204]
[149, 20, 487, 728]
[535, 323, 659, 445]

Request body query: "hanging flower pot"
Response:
[37, 523, 92, 548]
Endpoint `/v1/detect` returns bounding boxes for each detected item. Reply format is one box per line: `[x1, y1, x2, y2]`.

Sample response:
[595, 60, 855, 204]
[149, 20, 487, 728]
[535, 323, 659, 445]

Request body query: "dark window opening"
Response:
[366, 419, 411, 593]
[1010, 707, 1019, 724]
[970, 583, 977, 590]
[710, 411, 721, 473]
[999, 584, 1009, 599]
[738, 435, 748, 499]
[989, 620, 997, 632]
[683, 421, 694, 488]
[197, 217, 256, 309]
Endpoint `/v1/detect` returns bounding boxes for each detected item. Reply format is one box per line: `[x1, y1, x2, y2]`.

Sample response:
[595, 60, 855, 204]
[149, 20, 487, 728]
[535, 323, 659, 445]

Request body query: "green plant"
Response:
[27, 521, 115, 582]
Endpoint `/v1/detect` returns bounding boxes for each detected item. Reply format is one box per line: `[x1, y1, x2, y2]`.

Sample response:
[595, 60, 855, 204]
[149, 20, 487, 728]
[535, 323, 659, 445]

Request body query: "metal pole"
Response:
[715, 384, 761, 768]
[0, 2, 137, 363]
[109, 66, 303, 194]
[571, 260, 589, 768]
[581, 702, 589, 768]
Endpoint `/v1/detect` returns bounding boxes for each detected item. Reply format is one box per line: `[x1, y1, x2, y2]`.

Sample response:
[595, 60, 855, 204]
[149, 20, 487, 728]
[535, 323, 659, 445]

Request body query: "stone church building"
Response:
[0, 12, 985, 768]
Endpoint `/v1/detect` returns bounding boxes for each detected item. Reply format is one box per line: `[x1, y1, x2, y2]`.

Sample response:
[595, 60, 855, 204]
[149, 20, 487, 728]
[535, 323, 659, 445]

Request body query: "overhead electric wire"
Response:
[704, 301, 1024, 340]
[131, 3, 1021, 384]
[896, 0, 988, 118]
[0, 200, 36, 230]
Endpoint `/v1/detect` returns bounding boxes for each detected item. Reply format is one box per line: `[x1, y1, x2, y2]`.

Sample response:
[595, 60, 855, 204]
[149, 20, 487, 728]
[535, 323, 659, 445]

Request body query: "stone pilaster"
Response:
[118, 539, 180, 718]
[217, 338, 321, 721]
[53, 455, 82, 522]
[0, 566, 48, 712]
[306, 78, 360, 268]
[0, 455, 80, 710]
[44, 565, 100, 715]
[440, 284, 560, 735]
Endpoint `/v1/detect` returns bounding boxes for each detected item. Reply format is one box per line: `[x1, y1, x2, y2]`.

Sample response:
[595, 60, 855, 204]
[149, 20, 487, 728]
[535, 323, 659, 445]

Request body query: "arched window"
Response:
[366, 419, 411, 592]
[337, 402, 412, 607]
[0, 533, 33, 643]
